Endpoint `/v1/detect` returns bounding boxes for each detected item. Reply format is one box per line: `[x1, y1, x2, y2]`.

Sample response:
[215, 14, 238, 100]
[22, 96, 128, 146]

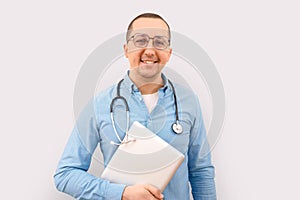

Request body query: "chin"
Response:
[137, 69, 161, 80]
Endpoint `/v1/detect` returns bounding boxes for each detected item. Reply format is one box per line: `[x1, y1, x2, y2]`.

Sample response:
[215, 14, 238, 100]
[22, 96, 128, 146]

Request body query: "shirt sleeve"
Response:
[188, 96, 217, 200]
[53, 100, 126, 200]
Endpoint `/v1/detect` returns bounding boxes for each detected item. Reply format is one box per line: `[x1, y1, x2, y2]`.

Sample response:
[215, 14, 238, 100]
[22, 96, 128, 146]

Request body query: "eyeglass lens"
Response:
[132, 34, 169, 50]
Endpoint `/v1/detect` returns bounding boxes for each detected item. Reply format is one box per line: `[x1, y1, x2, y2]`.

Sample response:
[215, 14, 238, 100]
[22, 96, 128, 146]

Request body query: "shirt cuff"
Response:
[105, 182, 127, 200]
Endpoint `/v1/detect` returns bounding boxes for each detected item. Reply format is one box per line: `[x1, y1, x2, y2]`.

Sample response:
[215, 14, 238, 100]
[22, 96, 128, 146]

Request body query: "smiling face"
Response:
[124, 17, 172, 85]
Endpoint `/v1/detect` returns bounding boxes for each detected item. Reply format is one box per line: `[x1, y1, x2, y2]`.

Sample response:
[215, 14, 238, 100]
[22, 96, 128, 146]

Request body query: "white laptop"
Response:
[101, 121, 185, 192]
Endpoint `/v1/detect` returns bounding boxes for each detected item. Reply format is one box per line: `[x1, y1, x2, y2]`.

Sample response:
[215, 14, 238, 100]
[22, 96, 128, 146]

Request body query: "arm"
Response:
[53, 100, 163, 200]
[188, 98, 217, 200]
[54, 101, 126, 200]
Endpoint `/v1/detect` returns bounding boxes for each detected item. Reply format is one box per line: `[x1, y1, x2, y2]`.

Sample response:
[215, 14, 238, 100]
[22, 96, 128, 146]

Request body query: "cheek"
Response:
[158, 53, 170, 63]
[128, 53, 141, 68]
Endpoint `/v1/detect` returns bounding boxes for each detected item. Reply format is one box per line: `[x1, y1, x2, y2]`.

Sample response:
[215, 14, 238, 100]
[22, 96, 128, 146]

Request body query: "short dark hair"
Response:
[126, 13, 171, 42]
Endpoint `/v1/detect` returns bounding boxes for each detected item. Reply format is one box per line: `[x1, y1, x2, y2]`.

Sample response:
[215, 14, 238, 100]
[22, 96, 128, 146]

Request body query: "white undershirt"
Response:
[142, 92, 159, 113]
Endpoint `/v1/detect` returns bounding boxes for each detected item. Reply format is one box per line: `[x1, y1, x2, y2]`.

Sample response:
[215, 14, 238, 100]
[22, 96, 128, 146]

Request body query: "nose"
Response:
[143, 47, 156, 57]
[143, 38, 156, 56]
[145, 38, 155, 48]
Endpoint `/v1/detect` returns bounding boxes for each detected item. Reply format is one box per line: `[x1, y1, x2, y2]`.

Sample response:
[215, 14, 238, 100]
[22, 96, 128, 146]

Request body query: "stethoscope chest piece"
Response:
[172, 122, 183, 134]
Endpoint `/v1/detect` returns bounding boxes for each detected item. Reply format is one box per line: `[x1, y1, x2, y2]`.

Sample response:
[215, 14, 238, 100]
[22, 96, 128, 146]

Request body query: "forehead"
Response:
[132, 17, 169, 30]
[130, 18, 169, 37]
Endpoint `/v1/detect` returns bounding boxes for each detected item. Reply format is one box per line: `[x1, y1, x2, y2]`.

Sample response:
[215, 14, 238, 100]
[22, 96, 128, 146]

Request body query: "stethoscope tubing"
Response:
[110, 79, 182, 145]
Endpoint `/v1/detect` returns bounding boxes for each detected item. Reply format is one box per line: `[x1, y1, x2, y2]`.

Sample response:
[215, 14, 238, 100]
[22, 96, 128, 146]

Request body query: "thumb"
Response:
[144, 184, 164, 199]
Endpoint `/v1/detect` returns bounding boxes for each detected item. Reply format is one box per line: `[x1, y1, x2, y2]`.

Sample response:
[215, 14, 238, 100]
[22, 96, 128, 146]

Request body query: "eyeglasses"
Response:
[127, 33, 170, 50]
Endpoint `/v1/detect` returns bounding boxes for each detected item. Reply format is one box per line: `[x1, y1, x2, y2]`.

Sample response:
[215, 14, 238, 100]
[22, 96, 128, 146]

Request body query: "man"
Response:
[54, 13, 217, 200]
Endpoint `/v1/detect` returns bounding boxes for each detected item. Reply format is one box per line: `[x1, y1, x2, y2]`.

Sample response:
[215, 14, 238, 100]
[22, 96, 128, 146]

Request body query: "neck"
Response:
[129, 73, 164, 95]
[139, 83, 163, 94]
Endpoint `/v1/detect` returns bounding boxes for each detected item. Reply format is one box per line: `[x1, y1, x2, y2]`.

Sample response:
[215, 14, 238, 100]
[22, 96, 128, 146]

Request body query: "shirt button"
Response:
[139, 97, 142, 101]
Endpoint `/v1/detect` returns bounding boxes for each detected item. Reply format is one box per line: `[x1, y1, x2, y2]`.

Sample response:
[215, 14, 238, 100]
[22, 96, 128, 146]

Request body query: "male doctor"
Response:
[54, 13, 217, 200]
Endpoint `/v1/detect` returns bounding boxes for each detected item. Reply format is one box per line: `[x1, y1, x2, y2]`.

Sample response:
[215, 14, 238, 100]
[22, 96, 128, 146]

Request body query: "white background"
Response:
[1, 0, 299, 199]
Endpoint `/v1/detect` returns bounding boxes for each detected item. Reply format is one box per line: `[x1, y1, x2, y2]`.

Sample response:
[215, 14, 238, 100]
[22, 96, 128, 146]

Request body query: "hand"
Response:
[122, 184, 164, 200]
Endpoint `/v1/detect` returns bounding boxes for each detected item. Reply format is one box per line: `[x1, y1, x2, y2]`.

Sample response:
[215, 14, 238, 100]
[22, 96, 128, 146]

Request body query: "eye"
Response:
[135, 38, 147, 43]
[154, 37, 168, 48]
[133, 34, 149, 46]
[155, 40, 164, 45]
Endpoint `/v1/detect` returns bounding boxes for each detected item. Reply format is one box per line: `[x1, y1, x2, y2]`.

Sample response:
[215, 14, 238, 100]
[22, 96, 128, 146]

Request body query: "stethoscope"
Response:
[110, 79, 183, 146]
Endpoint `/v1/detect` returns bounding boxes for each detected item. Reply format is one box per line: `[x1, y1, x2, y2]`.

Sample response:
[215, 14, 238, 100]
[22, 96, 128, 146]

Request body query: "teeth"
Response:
[143, 60, 155, 64]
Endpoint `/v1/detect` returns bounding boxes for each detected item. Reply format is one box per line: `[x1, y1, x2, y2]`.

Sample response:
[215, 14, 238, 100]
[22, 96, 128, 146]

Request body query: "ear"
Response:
[124, 44, 128, 58]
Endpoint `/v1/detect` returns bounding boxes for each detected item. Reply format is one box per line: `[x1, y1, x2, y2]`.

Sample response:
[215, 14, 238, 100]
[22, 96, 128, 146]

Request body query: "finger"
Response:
[144, 184, 164, 199]
[146, 191, 163, 200]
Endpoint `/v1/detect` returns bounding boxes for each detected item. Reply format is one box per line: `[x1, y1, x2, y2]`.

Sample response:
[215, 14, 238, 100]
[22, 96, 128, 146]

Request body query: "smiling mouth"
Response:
[140, 59, 158, 64]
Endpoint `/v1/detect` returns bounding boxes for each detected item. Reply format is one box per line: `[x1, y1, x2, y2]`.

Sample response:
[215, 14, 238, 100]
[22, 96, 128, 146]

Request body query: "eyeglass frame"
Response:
[127, 33, 171, 50]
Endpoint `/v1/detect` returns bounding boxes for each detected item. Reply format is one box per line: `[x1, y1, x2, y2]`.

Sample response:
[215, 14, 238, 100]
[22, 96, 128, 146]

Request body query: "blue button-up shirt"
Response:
[54, 72, 216, 200]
